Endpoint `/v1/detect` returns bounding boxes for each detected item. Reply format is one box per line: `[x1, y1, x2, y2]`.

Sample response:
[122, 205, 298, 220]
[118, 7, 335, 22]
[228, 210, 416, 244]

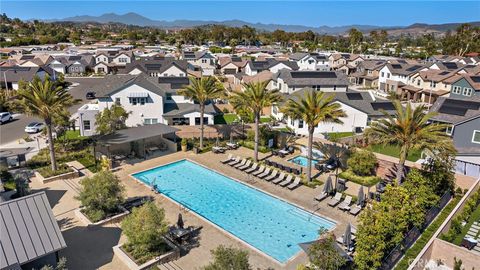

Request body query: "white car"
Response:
[0, 112, 13, 124]
[25, 122, 45, 133]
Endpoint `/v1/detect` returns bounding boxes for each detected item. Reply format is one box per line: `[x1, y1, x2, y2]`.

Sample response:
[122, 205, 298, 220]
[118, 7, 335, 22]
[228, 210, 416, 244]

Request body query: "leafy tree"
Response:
[40, 257, 67, 270]
[202, 245, 251, 270]
[229, 81, 283, 161]
[17, 76, 79, 171]
[348, 28, 363, 54]
[421, 152, 456, 195]
[95, 104, 129, 135]
[76, 171, 125, 222]
[178, 77, 225, 149]
[305, 231, 346, 270]
[347, 150, 377, 176]
[365, 101, 454, 184]
[121, 202, 169, 262]
[282, 90, 346, 181]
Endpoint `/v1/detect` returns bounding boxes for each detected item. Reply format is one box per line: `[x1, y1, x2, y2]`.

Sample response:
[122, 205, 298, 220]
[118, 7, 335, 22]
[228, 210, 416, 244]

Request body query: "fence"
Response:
[379, 192, 452, 270]
[454, 159, 480, 178]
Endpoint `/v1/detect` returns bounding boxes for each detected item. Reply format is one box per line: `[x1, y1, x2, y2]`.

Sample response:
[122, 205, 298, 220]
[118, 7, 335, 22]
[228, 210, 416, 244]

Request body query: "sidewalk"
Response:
[0, 134, 48, 160]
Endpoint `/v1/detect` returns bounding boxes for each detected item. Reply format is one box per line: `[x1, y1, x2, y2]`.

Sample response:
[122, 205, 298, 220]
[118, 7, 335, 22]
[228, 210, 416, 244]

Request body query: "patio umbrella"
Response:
[230, 133, 233, 143]
[323, 176, 333, 195]
[343, 223, 352, 249]
[216, 137, 220, 147]
[357, 186, 365, 206]
[177, 213, 184, 229]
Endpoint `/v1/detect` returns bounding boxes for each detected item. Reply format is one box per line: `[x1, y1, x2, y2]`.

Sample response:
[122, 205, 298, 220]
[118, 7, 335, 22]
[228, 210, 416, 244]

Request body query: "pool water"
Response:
[133, 160, 335, 263]
[288, 155, 319, 167]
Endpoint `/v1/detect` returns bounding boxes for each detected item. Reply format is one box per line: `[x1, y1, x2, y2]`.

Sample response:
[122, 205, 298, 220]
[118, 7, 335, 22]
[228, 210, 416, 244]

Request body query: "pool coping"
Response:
[128, 158, 338, 267]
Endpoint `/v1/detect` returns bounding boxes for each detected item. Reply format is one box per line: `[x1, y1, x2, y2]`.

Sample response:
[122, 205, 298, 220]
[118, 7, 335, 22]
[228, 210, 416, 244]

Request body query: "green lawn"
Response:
[214, 114, 238, 124]
[78, 155, 101, 173]
[453, 205, 480, 245]
[58, 130, 86, 140]
[260, 116, 271, 123]
[368, 144, 422, 162]
[325, 132, 354, 141]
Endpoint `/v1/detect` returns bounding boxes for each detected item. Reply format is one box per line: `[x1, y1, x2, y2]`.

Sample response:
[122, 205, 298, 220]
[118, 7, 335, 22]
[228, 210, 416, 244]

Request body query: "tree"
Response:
[76, 171, 125, 222]
[347, 150, 377, 176]
[202, 245, 251, 270]
[95, 104, 129, 135]
[314, 141, 350, 177]
[229, 81, 283, 161]
[282, 90, 346, 181]
[305, 231, 346, 270]
[17, 76, 78, 171]
[178, 77, 225, 149]
[365, 101, 454, 184]
[348, 28, 363, 54]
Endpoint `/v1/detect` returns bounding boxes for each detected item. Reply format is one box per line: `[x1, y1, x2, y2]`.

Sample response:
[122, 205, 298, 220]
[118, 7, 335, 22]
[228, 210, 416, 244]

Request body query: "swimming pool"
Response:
[132, 160, 335, 263]
[288, 155, 319, 167]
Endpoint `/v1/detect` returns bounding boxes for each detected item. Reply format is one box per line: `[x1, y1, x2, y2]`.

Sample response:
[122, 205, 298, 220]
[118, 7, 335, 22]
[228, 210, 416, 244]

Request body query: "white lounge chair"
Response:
[220, 154, 233, 164]
[287, 177, 302, 190]
[257, 167, 271, 178]
[349, 205, 363, 216]
[234, 159, 247, 168]
[244, 163, 258, 173]
[227, 156, 241, 166]
[237, 160, 251, 170]
[264, 170, 278, 181]
[327, 192, 343, 207]
[338, 196, 352, 211]
[251, 166, 265, 176]
[279, 175, 293, 187]
[272, 172, 286, 184]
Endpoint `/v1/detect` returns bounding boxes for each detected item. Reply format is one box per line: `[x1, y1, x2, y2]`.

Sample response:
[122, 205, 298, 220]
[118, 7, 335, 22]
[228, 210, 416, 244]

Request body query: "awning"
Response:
[127, 92, 149, 98]
[97, 124, 178, 145]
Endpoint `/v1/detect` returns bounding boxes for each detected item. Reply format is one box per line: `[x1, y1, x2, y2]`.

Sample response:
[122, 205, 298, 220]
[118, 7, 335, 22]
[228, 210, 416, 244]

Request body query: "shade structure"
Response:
[357, 186, 365, 206]
[298, 239, 353, 261]
[323, 176, 333, 194]
[344, 223, 352, 249]
[177, 213, 184, 229]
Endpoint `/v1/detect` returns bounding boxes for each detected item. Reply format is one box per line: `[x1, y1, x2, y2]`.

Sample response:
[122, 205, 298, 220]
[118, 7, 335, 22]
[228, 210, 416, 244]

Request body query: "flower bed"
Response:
[338, 170, 381, 187]
[75, 206, 130, 227]
[35, 164, 79, 183]
[113, 239, 179, 270]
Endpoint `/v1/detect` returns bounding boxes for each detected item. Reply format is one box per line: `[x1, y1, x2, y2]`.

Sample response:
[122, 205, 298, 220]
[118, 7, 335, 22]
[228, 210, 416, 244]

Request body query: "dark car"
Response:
[86, 91, 96, 99]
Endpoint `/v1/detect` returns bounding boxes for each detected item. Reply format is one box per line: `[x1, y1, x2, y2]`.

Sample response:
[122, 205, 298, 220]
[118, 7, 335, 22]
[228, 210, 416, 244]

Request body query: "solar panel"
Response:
[406, 65, 423, 71]
[397, 59, 407, 64]
[443, 62, 458, 69]
[145, 64, 163, 70]
[438, 105, 468, 116]
[346, 93, 363, 100]
[371, 102, 396, 111]
[290, 71, 337, 79]
[391, 64, 402, 69]
[442, 98, 480, 110]
[439, 71, 450, 75]
[471, 76, 480, 83]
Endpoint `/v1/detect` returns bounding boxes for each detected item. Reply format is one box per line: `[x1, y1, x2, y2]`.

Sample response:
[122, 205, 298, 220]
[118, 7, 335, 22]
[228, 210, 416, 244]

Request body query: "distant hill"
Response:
[44, 12, 479, 35]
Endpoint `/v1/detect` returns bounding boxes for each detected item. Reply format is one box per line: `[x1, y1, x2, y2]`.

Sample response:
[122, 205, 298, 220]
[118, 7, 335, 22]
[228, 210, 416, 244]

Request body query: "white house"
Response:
[182, 51, 216, 76]
[123, 59, 189, 77]
[244, 59, 298, 76]
[290, 52, 330, 71]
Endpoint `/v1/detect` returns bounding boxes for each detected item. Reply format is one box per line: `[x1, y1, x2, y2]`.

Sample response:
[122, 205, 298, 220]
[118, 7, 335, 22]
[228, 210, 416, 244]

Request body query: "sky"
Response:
[1, 1, 480, 27]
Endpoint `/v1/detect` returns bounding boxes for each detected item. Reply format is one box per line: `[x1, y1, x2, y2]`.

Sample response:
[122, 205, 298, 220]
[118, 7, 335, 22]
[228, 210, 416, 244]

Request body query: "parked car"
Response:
[25, 122, 45, 133]
[86, 91, 96, 100]
[0, 112, 13, 124]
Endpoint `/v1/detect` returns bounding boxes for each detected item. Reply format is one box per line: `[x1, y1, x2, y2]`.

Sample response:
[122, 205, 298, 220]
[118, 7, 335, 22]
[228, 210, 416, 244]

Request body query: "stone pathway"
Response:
[466, 221, 480, 253]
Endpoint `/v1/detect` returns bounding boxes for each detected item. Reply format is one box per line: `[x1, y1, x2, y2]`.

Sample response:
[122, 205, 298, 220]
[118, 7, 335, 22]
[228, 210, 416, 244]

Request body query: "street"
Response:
[0, 77, 104, 146]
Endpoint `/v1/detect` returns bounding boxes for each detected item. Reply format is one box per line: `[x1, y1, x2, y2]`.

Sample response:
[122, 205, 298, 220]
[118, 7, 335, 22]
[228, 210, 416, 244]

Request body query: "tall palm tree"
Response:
[365, 101, 454, 184]
[229, 81, 283, 162]
[17, 76, 78, 171]
[314, 141, 350, 177]
[178, 76, 225, 149]
[282, 90, 346, 182]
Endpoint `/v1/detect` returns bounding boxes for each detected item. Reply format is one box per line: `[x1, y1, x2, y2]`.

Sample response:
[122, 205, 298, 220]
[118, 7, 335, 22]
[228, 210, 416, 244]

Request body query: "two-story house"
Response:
[271, 70, 348, 94]
[182, 51, 217, 76]
[350, 60, 386, 88]
[122, 58, 189, 77]
[377, 62, 426, 93]
[289, 52, 330, 71]
[93, 51, 133, 74]
[244, 59, 298, 76]
[448, 74, 480, 99]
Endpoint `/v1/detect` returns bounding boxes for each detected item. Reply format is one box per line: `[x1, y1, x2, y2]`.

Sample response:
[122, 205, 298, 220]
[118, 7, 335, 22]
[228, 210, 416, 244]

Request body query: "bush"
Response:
[347, 150, 377, 176]
[202, 245, 251, 270]
[121, 202, 170, 264]
[76, 171, 125, 222]
[338, 170, 382, 187]
[0, 168, 15, 191]
[37, 164, 73, 178]
[239, 141, 270, 153]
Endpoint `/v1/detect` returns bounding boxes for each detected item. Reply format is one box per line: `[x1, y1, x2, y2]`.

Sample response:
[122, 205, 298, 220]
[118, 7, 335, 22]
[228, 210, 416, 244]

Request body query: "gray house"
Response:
[430, 97, 480, 178]
[449, 75, 480, 99]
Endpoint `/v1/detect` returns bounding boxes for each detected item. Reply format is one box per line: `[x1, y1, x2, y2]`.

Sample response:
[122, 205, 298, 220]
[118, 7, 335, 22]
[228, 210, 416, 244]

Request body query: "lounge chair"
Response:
[338, 196, 353, 211]
[272, 172, 286, 184]
[212, 146, 226, 154]
[234, 159, 247, 168]
[314, 192, 329, 202]
[220, 154, 233, 164]
[349, 205, 363, 216]
[257, 167, 271, 178]
[327, 193, 343, 207]
[287, 177, 302, 190]
[264, 170, 278, 181]
[237, 160, 251, 170]
[251, 166, 266, 176]
[279, 175, 294, 187]
[227, 156, 241, 166]
[244, 163, 258, 173]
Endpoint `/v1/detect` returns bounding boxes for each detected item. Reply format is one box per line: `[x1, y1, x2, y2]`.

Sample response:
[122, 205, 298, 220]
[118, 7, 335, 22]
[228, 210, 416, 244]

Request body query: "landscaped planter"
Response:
[113, 238, 180, 270]
[34, 166, 80, 184]
[75, 206, 130, 227]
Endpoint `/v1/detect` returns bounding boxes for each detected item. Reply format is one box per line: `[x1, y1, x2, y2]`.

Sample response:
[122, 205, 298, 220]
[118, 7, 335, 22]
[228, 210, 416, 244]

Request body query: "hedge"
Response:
[338, 170, 381, 187]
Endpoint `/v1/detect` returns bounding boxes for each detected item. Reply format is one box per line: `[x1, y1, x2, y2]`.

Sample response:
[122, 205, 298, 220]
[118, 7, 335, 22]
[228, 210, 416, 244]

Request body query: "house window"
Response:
[83, 120, 91, 131]
[445, 125, 453, 135]
[115, 97, 121, 105]
[417, 79, 421, 86]
[381, 72, 384, 77]
[195, 117, 209, 125]
[298, 120, 304, 128]
[201, 59, 207, 63]
[463, 87, 473, 96]
[452, 86, 461, 94]
[472, 130, 480, 144]
[144, 118, 158, 125]
[166, 93, 172, 100]
[333, 85, 337, 91]
[387, 73, 391, 78]
[130, 97, 146, 105]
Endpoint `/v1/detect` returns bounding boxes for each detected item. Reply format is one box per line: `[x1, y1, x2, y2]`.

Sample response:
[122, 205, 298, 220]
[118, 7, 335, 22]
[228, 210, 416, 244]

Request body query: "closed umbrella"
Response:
[323, 176, 333, 195]
[357, 186, 365, 207]
[216, 137, 220, 147]
[230, 133, 233, 144]
[343, 223, 352, 249]
[177, 213, 184, 229]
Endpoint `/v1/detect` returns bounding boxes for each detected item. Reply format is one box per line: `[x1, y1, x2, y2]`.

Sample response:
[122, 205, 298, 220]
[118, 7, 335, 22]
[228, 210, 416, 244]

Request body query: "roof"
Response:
[98, 124, 178, 145]
[92, 74, 167, 98]
[158, 76, 190, 93]
[385, 63, 426, 76]
[121, 58, 188, 75]
[242, 70, 273, 83]
[275, 70, 348, 87]
[0, 66, 47, 82]
[430, 97, 480, 124]
[163, 102, 217, 117]
[0, 192, 67, 269]
[247, 59, 298, 71]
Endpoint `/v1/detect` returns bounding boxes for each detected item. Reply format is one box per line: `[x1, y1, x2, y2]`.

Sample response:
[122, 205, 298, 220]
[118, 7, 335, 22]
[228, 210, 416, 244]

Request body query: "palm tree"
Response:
[17, 76, 78, 171]
[178, 76, 225, 149]
[229, 81, 283, 162]
[282, 90, 346, 182]
[314, 141, 350, 177]
[365, 101, 454, 184]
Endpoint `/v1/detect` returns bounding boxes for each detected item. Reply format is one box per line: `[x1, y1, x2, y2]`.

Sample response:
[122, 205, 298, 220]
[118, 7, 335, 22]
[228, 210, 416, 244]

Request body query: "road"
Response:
[0, 77, 105, 145]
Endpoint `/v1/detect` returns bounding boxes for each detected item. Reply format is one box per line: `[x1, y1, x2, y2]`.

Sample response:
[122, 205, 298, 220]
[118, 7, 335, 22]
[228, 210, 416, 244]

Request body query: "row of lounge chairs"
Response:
[221, 154, 302, 190]
[315, 192, 363, 216]
[264, 160, 301, 175]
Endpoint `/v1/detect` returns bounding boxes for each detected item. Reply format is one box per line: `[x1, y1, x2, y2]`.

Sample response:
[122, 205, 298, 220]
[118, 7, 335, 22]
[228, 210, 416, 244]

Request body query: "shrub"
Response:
[338, 170, 381, 187]
[347, 150, 377, 176]
[37, 163, 73, 178]
[202, 245, 251, 270]
[76, 171, 125, 222]
[121, 202, 170, 263]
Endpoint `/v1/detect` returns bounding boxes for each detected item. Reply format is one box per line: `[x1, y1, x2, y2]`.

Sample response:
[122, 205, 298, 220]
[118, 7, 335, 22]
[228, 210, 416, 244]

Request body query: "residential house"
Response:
[289, 52, 330, 71]
[377, 62, 426, 93]
[182, 51, 217, 76]
[122, 58, 189, 77]
[271, 70, 348, 94]
[49, 55, 94, 75]
[350, 60, 386, 88]
[0, 66, 52, 90]
[244, 59, 298, 76]
[402, 69, 456, 104]
[218, 56, 247, 75]
[449, 74, 480, 99]
[94, 51, 133, 74]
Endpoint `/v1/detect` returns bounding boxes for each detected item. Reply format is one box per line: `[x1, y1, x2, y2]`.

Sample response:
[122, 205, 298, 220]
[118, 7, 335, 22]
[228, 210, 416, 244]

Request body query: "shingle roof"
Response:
[430, 97, 480, 124]
[121, 58, 188, 74]
[163, 102, 217, 117]
[0, 192, 66, 269]
[97, 124, 178, 144]
[385, 63, 426, 76]
[0, 66, 49, 82]
[92, 74, 168, 98]
[247, 59, 298, 71]
[275, 70, 348, 87]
